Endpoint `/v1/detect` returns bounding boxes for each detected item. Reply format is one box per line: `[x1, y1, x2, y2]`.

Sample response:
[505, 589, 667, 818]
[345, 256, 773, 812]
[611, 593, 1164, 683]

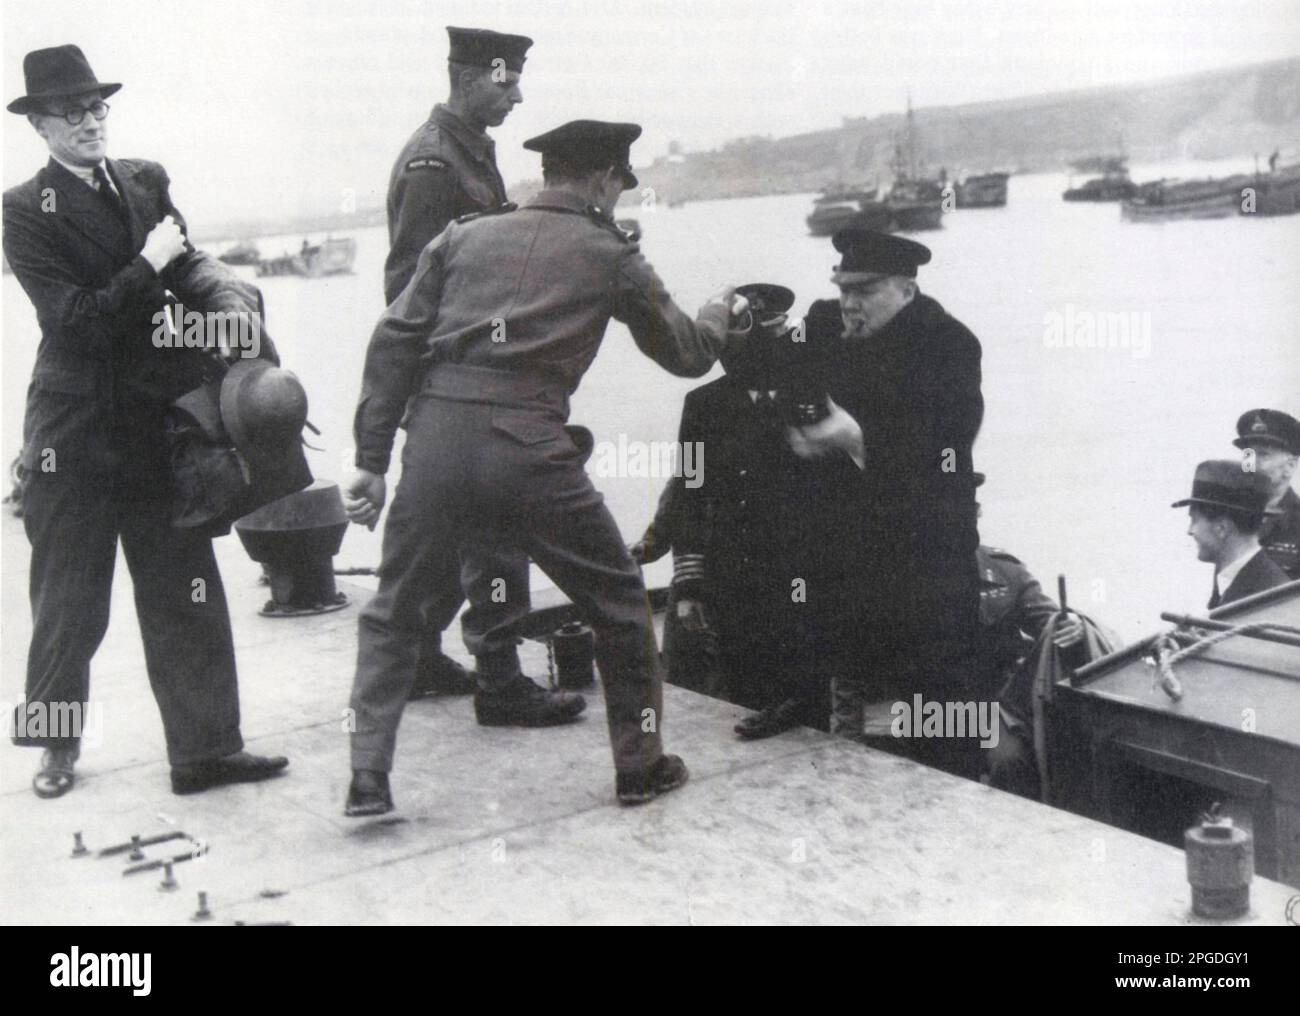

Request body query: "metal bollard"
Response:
[1185, 816, 1252, 919]
[552, 621, 595, 689]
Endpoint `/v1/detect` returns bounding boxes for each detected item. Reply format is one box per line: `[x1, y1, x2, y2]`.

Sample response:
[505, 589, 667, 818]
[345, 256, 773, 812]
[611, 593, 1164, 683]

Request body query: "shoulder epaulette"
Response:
[985, 547, 1023, 565]
[584, 205, 633, 243]
[454, 202, 517, 225]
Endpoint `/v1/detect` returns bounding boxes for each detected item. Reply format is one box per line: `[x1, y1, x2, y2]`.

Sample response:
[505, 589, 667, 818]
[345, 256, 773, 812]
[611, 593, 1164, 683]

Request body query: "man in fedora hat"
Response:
[1232, 408, 1300, 580]
[345, 119, 735, 815]
[379, 25, 535, 701]
[4, 44, 289, 797]
[794, 227, 985, 779]
[1173, 460, 1288, 609]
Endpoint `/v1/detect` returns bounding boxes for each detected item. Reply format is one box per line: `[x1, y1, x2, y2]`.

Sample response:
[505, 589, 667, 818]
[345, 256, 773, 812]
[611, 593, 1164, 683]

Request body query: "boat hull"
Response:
[1121, 191, 1241, 222]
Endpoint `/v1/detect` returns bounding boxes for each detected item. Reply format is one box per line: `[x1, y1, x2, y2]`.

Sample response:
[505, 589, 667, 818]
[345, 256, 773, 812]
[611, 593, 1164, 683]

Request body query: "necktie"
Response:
[93, 165, 129, 224]
[1209, 582, 1222, 610]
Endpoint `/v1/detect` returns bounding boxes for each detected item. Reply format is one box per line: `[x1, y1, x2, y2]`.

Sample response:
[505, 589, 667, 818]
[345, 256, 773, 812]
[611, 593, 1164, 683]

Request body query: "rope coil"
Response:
[1150, 621, 1300, 700]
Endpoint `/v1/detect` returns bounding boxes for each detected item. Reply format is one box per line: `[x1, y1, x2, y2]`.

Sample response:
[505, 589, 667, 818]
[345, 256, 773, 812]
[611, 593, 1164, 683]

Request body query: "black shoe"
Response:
[32, 747, 79, 799]
[734, 697, 806, 740]
[344, 770, 393, 817]
[474, 676, 586, 727]
[170, 751, 289, 795]
[408, 651, 476, 700]
[616, 754, 690, 805]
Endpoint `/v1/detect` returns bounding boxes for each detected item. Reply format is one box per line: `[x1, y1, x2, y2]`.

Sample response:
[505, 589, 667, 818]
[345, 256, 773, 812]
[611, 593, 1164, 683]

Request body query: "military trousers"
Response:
[411, 527, 529, 678]
[13, 468, 244, 765]
[350, 366, 664, 775]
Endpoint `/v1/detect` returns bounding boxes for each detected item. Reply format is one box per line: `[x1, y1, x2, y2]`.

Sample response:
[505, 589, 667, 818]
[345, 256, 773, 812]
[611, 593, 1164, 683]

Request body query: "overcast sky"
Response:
[3, 0, 1298, 228]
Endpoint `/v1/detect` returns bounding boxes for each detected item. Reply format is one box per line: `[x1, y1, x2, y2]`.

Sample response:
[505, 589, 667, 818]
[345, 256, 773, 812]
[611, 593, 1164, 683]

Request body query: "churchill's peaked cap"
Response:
[831, 227, 931, 285]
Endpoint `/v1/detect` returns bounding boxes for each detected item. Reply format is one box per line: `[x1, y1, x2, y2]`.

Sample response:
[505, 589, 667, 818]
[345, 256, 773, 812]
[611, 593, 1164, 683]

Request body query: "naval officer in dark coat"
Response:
[792, 228, 985, 778]
[667, 284, 843, 736]
[1232, 408, 1300, 580]
[3, 45, 288, 797]
[345, 120, 733, 815]
[382, 26, 536, 698]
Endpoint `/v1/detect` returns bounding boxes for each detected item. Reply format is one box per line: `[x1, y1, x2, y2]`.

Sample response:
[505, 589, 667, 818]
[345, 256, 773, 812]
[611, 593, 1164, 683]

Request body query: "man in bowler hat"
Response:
[4, 45, 288, 797]
[345, 119, 734, 815]
[378, 26, 536, 700]
[1232, 408, 1300, 580]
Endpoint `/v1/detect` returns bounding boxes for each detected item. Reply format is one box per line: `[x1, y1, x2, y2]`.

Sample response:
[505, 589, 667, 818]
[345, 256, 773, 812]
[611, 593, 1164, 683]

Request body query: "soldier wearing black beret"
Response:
[793, 227, 985, 779]
[372, 26, 534, 702]
[1232, 408, 1300, 579]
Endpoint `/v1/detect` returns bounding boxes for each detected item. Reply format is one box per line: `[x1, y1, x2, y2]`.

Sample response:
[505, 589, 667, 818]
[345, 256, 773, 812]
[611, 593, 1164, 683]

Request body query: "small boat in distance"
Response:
[256, 236, 357, 278]
[879, 101, 944, 231]
[1121, 174, 1249, 222]
[1252, 159, 1300, 216]
[805, 186, 879, 236]
[1063, 156, 1136, 202]
[954, 171, 1009, 208]
[218, 240, 261, 266]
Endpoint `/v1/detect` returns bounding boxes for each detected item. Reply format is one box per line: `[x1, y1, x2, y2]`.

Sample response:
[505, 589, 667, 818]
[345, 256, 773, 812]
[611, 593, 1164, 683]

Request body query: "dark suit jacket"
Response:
[1212, 549, 1290, 610]
[3, 157, 272, 479]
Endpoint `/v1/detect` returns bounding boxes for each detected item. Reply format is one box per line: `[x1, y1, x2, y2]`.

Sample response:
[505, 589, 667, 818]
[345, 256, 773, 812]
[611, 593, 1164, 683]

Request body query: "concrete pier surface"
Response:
[1, 514, 1294, 925]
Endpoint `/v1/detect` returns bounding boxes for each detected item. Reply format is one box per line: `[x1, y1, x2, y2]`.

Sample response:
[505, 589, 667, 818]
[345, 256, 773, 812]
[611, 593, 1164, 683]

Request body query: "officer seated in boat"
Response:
[975, 545, 1084, 799]
[1232, 408, 1300, 580]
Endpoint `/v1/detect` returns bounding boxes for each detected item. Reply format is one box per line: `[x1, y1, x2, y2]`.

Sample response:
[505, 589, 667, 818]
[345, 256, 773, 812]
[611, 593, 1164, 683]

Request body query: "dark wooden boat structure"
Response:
[1050, 579, 1300, 887]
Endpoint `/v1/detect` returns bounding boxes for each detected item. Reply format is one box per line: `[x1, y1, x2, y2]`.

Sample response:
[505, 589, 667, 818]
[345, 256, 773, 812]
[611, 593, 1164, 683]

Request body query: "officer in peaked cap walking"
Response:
[1232, 408, 1300, 580]
[344, 119, 735, 816]
[379, 25, 535, 700]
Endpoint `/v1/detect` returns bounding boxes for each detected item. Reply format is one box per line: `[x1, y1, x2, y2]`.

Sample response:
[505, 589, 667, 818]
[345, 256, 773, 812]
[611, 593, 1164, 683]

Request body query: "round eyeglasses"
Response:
[47, 101, 110, 127]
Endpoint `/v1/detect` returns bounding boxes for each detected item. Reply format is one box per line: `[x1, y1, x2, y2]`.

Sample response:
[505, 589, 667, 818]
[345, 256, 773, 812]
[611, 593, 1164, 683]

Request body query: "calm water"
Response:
[3, 160, 1297, 641]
